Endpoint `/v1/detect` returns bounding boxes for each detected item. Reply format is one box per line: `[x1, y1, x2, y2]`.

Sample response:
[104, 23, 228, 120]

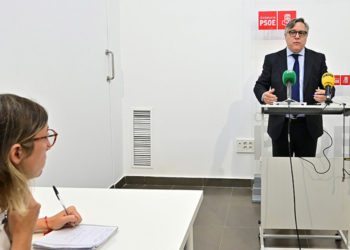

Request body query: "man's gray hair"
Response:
[284, 18, 309, 34]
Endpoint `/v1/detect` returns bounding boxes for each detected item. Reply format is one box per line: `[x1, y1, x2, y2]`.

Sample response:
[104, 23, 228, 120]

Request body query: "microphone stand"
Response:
[285, 81, 295, 104]
[278, 81, 303, 105]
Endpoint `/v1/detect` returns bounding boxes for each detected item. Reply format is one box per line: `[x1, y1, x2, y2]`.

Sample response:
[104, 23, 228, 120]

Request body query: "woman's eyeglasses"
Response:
[33, 128, 58, 148]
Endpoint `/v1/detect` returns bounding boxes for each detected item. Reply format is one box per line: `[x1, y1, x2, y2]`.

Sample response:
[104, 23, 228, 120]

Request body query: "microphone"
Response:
[321, 72, 335, 104]
[282, 70, 296, 101]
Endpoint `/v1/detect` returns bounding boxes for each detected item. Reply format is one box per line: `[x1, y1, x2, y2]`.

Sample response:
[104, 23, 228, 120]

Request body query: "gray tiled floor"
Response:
[193, 186, 260, 250]
[121, 184, 347, 250]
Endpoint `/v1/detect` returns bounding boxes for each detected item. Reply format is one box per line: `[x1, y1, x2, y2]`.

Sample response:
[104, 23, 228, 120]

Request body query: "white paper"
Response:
[33, 224, 118, 249]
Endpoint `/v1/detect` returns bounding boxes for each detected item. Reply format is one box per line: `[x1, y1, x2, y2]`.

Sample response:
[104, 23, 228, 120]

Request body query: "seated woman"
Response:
[0, 94, 82, 250]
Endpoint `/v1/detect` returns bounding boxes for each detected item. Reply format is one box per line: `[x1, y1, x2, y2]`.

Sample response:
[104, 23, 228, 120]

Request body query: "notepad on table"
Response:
[32, 224, 118, 249]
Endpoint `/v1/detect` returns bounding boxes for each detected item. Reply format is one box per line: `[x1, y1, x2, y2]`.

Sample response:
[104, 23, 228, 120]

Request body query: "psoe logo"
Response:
[258, 11, 277, 30]
[341, 75, 350, 85]
[258, 11, 296, 30]
[333, 75, 350, 86]
[334, 75, 341, 85]
[278, 11, 296, 29]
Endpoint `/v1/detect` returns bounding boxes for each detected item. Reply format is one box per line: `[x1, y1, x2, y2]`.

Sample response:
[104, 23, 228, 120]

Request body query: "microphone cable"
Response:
[322, 101, 350, 179]
[299, 102, 332, 175]
[299, 129, 332, 175]
[287, 104, 302, 250]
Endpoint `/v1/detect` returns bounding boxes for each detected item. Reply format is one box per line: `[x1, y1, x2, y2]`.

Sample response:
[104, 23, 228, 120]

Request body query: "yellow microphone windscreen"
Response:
[321, 72, 335, 87]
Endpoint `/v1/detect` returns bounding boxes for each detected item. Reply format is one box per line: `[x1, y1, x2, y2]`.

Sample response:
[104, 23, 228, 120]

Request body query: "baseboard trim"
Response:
[111, 176, 252, 188]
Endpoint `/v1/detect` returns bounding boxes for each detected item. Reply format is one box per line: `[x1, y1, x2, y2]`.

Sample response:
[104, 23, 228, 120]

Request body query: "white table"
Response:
[31, 187, 203, 250]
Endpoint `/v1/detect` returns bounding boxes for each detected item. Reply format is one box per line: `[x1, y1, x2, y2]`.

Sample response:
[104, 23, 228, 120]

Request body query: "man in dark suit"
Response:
[254, 18, 333, 157]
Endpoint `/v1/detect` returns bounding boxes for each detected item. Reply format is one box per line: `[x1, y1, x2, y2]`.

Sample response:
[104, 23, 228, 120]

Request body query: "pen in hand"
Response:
[52, 185, 69, 215]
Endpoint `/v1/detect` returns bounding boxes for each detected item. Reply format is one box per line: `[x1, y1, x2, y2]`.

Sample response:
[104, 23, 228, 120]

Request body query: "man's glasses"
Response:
[33, 128, 58, 148]
[288, 30, 308, 38]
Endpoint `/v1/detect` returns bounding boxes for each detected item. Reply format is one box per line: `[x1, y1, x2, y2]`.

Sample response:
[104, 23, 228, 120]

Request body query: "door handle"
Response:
[105, 49, 115, 81]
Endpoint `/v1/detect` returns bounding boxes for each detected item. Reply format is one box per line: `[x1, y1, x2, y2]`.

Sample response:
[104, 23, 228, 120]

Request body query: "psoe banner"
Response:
[258, 11, 296, 30]
[341, 75, 350, 85]
[334, 75, 350, 86]
[335, 75, 341, 85]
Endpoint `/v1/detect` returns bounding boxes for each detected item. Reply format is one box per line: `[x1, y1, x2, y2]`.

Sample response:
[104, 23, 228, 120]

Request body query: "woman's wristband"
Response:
[43, 216, 52, 235]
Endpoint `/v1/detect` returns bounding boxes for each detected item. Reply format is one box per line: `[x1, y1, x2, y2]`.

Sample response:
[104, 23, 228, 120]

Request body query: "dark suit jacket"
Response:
[254, 48, 329, 141]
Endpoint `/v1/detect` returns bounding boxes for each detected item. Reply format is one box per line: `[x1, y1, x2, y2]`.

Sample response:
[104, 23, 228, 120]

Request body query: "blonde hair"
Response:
[0, 94, 48, 214]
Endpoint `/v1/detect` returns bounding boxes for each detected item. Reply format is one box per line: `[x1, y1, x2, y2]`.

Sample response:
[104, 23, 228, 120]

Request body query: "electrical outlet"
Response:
[236, 138, 255, 153]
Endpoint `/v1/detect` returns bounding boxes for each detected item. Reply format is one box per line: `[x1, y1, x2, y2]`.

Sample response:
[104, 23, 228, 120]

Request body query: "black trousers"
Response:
[272, 118, 317, 157]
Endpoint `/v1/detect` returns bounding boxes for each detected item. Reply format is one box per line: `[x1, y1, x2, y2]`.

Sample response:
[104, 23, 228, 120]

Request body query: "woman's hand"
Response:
[8, 194, 41, 250]
[45, 206, 82, 230]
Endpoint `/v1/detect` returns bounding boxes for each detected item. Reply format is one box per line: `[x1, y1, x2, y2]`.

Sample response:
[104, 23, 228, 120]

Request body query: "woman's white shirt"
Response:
[0, 211, 11, 250]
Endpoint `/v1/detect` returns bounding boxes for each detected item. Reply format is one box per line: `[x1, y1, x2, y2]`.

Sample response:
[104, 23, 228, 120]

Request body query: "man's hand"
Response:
[263, 88, 277, 104]
[314, 88, 326, 103]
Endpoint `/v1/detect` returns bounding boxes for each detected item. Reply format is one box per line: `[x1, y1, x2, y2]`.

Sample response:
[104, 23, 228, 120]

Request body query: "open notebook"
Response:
[32, 224, 118, 250]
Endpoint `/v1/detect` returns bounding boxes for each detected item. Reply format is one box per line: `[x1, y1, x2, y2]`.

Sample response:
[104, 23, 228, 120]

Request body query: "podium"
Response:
[259, 103, 350, 250]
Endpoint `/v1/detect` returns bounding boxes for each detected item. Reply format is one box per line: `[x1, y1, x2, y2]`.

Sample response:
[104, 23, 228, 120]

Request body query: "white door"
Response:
[0, 0, 115, 187]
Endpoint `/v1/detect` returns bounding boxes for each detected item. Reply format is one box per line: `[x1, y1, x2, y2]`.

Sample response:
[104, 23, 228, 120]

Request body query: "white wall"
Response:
[119, 0, 350, 179]
[1, 0, 349, 185]
[1, 0, 122, 188]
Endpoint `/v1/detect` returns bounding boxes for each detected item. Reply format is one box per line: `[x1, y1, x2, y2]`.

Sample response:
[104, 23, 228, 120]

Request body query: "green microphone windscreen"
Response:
[282, 70, 296, 86]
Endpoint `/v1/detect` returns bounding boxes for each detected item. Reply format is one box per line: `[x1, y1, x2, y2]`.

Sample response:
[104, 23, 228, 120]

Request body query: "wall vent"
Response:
[133, 109, 151, 167]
